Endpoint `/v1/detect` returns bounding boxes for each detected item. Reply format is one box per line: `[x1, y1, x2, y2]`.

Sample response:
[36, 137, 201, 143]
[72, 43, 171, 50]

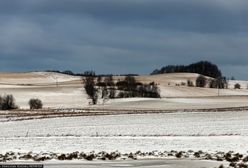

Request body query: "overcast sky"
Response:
[0, 0, 248, 79]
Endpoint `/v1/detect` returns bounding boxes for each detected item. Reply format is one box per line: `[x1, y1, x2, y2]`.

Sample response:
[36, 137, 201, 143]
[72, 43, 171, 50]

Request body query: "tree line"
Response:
[46, 70, 139, 77]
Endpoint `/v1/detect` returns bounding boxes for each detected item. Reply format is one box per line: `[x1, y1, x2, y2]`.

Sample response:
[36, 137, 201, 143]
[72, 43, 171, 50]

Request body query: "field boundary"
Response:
[1, 106, 248, 122]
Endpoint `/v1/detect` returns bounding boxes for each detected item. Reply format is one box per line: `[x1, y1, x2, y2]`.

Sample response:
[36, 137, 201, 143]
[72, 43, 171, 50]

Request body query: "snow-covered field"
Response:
[0, 72, 81, 85]
[1, 72, 248, 109]
[1, 71, 248, 166]
[0, 72, 88, 109]
[5, 159, 226, 168]
[1, 111, 248, 154]
[1, 71, 248, 110]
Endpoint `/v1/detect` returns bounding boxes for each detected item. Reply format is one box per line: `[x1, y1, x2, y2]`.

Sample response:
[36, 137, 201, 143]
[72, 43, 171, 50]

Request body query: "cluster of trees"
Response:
[209, 77, 228, 89]
[83, 72, 160, 105]
[0, 94, 43, 110]
[195, 75, 228, 88]
[115, 77, 160, 98]
[195, 75, 227, 88]
[151, 61, 222, 78]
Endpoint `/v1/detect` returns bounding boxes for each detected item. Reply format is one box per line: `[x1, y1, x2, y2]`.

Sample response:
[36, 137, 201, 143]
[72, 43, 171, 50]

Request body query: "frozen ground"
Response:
[0, 111, 248, 154]
[4, 159, 227, 168]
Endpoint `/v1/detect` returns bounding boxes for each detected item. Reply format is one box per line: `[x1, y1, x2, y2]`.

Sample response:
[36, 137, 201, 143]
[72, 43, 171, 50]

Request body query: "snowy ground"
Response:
[3, 159, 227, 168]
[103, 96, 248, 110]
[0, 72, 87, 109]
[1, 72, 248, 167]
[0, 111, 248, 154]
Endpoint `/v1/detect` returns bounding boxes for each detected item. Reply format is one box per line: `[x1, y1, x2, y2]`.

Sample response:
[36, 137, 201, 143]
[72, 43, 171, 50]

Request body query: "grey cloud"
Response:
[1, 0, 248, 33]
[0, 0, 247, 78]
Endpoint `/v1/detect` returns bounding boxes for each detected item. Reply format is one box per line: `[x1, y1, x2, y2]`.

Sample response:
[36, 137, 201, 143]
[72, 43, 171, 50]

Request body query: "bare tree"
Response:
[234, 83, 241, 89]
[83, 72, 98, 105]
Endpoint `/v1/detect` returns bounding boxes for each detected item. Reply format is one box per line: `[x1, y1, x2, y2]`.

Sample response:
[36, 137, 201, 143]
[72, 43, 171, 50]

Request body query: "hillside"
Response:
[110, 73, 248, 97]
[0, 72, 248, 109]
[151, 61, 222, 78]
[0, 72, 86, 109]
[0, 72, 81, 85]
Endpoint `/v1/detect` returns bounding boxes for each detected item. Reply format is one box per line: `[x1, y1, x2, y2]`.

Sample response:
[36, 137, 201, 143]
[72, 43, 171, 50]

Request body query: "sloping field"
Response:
[0, 72, 87, 109]
[0, 72, 81, 85]
[135, 73, 248, 97]
[0, 72, 248, 109]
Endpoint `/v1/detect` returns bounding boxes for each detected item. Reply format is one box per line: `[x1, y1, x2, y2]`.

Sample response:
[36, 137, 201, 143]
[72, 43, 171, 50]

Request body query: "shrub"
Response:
[180, 82, 186, 86]
[234, 83, 241, 89]
[101, 87, 108, 99]
[117, 92, 125, 98]
[116, 81, 128, 90]
[217, 77, 228, 89]
[187, 80, 194, 87]
[0, 94, 18, 110]
[104, 76, 115, 86]
[209, 79, 217, 88]
[29, 98, 43, 109]
[196, 75, 207, 87]
[124, 76, 137, 91]
[175, 151, 183, 158]
[218, 164, 224, 168]
[109, 88, 116, 99]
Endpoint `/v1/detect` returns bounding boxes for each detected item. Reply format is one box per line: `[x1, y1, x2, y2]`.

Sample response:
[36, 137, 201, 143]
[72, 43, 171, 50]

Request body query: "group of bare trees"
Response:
[195, 75, 228, 89]
[83, 72, 160, 105]
[195, 75, 246, 90]
[116, 77, 160, 98]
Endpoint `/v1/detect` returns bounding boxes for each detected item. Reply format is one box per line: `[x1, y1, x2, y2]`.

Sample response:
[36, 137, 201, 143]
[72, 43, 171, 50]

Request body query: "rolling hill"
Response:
[0, 72, 248, 109]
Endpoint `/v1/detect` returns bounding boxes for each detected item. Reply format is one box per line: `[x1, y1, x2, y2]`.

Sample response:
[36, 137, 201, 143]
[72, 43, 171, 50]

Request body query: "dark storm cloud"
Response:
[1, 0, 248, 33]
[0, 0, 248, 79]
